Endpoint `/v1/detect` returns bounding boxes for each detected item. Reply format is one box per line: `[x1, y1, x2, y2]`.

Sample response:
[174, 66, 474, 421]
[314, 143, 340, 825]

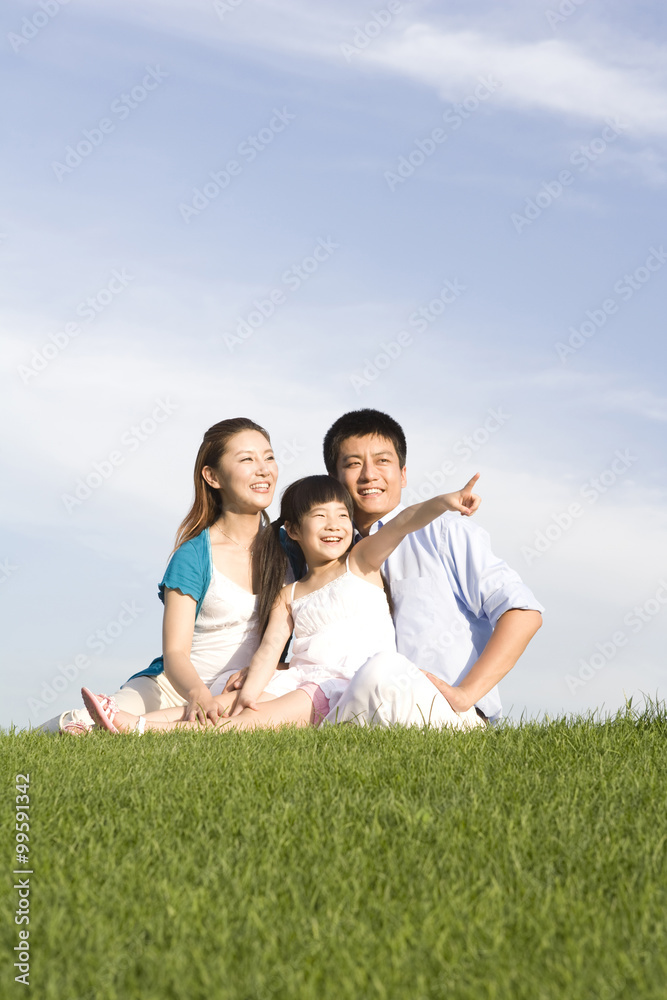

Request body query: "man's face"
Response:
[335, 434, 407, 530]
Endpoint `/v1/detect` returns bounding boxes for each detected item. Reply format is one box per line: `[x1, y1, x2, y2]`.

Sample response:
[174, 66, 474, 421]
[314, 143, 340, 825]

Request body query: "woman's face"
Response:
[204, 430, 277, 514]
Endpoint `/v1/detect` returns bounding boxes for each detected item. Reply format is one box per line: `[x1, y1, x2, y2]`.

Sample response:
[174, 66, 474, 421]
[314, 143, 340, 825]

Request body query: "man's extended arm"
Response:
[425, 608, 542, 713]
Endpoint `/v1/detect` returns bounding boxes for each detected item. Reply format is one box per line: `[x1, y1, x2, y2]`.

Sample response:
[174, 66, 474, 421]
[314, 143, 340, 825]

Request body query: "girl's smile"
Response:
[287, 501, 353, 563]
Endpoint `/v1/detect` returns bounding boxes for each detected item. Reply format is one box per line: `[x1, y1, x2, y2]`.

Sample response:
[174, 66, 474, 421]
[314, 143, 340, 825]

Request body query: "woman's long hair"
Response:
[173, 417, 272, 550]
[254, 476, 355, 637]
[174, 418, 292, 639]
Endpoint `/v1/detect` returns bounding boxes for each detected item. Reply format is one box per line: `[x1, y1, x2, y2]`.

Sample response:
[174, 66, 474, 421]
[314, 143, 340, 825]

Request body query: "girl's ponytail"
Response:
[253, 517, 288, 637]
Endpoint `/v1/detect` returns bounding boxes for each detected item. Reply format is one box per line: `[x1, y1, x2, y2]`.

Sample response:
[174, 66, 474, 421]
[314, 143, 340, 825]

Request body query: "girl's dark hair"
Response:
[282, 475, 354, 528]
[174, 417, 272, 551]
[254, 476, 354, 637]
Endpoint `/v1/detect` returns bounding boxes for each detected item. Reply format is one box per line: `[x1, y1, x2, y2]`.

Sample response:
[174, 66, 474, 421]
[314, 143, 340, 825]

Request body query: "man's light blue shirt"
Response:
[364, 504, 544, 722]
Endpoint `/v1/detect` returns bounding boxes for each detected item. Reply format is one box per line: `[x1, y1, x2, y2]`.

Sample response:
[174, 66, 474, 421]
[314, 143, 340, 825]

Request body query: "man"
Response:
[322, 408, 543, 726]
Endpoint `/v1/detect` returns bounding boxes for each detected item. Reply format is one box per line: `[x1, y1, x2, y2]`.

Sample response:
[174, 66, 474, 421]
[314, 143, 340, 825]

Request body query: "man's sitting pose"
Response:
[323, 408, 543, 726]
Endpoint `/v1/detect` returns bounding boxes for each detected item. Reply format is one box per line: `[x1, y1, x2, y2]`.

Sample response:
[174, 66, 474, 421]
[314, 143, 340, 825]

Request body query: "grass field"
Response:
[2, 705, 666, 1000]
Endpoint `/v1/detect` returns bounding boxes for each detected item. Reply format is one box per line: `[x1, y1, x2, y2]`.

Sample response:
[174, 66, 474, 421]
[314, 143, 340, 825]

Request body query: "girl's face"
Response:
[287, 500, 353, 563]
[203, 430, 277, 514]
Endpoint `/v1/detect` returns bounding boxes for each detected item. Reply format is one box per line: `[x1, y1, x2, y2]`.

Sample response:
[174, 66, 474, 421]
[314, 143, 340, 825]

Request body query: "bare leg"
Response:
[112, 689, 314, 733]
[212, 690, 315, 731]
[134, 689, 276, 726]
[109, 690, 306, 733]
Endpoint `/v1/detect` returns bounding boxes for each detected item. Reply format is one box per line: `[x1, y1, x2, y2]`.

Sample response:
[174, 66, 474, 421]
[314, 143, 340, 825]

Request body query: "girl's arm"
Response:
[162, 588, 224, 725]
[352, 475, 481, 574]
[226, 589, 294, 716]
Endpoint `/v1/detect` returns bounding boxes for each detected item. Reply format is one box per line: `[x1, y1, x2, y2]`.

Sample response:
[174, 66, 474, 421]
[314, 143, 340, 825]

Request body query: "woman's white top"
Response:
[191, 565, 261, 689]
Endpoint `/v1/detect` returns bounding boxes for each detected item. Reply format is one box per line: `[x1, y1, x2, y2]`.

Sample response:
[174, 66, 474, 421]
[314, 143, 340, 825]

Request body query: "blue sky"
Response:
[2, 0, 666, 730]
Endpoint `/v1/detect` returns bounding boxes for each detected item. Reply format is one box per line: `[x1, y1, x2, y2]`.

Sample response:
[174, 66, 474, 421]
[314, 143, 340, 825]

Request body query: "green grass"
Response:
[2, 707, 666, 999]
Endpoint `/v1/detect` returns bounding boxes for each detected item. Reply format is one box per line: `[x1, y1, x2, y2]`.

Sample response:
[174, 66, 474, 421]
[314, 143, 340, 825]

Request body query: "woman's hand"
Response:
[185, 687, 225, 726]
[439, 473, 481, 516]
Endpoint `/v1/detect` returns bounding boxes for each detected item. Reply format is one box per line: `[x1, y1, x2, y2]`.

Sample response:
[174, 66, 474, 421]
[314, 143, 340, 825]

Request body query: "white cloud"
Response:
[366, 25, 667, 136]
[77, 0, 667, 141]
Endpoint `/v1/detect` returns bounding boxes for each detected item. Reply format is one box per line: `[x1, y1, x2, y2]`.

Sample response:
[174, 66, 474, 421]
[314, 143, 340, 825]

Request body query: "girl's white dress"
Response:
[284, 560, 397, 712]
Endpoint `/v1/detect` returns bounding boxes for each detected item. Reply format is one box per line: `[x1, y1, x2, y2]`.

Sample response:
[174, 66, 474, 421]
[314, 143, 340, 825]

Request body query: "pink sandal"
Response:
[59, 721, 92, 736]
[80, 688, 120, 734]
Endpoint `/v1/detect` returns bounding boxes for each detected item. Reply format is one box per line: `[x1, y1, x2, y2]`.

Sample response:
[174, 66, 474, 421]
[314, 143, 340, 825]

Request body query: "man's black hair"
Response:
[323, 409, 407, 476]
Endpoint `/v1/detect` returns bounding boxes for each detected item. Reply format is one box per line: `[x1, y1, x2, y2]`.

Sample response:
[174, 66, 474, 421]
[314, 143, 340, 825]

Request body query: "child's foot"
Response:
[59, 721, 92, 736]
[80, 688, 139, 734]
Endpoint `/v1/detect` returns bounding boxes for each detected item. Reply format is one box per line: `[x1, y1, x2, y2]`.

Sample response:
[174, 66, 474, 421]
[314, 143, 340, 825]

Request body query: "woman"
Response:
[51, 417, 298, 733]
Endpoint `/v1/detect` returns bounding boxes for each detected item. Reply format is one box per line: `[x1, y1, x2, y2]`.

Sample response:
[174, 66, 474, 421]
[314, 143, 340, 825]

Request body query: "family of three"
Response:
[48, 409, 543, 736]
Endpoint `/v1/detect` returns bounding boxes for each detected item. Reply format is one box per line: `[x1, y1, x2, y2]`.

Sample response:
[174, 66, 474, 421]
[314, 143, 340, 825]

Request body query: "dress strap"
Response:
[290, 580, 298, 603]
[345, 554, 351, 572]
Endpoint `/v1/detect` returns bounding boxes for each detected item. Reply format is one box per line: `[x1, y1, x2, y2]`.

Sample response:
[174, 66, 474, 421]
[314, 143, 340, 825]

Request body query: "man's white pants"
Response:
[323, 652, 483, 730]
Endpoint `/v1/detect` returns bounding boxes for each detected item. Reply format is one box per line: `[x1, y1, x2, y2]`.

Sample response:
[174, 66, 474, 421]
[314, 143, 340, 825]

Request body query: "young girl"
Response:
[53, 417, 299, 733]
[81, 474, 484, 734]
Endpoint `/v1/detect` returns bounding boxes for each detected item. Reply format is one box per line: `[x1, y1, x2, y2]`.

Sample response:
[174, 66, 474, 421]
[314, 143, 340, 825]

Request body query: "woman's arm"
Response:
[352, 475, 481, 574]
[227, 590, 294, 716]
[162, 588, 224, 725]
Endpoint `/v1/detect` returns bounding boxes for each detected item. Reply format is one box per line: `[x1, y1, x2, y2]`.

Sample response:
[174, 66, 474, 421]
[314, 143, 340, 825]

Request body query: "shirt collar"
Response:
[354, 502, 405, 540]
